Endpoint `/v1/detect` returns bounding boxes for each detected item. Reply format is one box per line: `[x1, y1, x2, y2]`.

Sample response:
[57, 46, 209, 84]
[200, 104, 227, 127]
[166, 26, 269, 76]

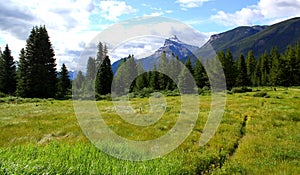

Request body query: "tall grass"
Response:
[0, 87, 299, 174]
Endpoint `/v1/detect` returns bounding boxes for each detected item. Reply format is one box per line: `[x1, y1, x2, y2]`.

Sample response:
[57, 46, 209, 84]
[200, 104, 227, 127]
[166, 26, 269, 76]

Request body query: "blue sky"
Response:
[1, 0, 300, 70]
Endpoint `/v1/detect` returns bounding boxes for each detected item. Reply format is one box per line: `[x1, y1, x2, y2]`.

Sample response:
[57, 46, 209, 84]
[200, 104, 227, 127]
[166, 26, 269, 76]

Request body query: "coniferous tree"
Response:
[16, 48, 28, 97]
[235, 54, 248, 87]
[57, 63, 71, 98]
[260, 52, 270, 86]
[74, 70, 85, 90]
[185, 58, 194, 75]
[194, 58, 208, 89]
[178, 66, 196, 94]
[86, 57, 96, 80]
[218, 50, 236, 90]
[269, 47, 282, 86]
[95, 56, 113, 95]
[253, 56, 262, 86]
[158, 51, 169, 90]
[149, 64, 159, 90]
[0, 44, 16, 95]
[283, 45, 300, 86]
[113, 58, 127, 95]
[135, 60, 147, 91]
[246, 50, 256, 86]
[18, 26, 57, 98]
[96, 42, 104, 69]
[127, 55, 138, 92]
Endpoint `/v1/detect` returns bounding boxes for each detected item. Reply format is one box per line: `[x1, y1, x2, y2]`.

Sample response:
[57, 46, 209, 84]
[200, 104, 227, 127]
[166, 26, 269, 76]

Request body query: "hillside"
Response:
[200, 17, 300, 59]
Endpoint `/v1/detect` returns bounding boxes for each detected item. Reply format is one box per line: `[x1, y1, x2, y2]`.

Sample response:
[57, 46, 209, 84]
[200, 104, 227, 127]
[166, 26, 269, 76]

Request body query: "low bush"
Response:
[231, 87, 252, 93]
[253, 92, 267, 97]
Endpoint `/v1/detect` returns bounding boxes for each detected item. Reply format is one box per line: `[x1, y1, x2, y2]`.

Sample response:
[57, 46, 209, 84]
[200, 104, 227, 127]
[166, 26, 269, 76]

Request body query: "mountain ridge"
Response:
[111, 17, 300, 73]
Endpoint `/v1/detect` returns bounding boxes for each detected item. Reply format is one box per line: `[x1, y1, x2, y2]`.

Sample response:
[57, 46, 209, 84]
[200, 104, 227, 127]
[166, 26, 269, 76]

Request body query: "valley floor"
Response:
[0, 87, 299, 174]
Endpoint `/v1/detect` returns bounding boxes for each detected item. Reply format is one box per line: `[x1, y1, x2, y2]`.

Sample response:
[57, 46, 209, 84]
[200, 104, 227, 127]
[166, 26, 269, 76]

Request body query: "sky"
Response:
[0, 0, 300, 70]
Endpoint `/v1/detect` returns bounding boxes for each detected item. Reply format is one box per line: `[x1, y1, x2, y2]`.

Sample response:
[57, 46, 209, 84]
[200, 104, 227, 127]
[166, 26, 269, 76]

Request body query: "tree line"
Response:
[76, 42, 300, 98]
[0, 26, 71, 98]
[1, 26, 299, 99]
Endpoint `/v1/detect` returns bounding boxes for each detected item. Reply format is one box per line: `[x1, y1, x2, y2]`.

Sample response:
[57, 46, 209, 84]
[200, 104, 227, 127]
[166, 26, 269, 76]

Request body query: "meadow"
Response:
[0, 87, 299, 174]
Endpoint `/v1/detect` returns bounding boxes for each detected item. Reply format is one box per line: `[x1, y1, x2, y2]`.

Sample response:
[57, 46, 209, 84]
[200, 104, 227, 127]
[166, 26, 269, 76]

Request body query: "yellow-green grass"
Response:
[0, 87, 299, 174]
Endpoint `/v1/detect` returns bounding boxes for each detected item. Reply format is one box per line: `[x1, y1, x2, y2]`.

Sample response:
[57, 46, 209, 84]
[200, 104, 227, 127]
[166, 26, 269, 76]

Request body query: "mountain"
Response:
[112, 35, 199, 73]
[111, 17, 300, 73]
[199, 17, 300, 59]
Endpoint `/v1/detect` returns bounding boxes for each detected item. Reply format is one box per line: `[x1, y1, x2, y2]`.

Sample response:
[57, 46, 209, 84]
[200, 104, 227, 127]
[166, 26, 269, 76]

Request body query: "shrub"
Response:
[231, 87, 252, 93]
[253, 92, 267, 97]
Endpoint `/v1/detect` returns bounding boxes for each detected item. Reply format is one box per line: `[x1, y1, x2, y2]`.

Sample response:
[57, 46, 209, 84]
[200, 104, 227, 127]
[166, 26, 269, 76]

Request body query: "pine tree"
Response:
[185, 58, 194, 75]
[158, 51, 169, 90]
[86, 57, 96, 80]
[149, 64, 159, 90]
[127, 55, 138, 92]
[284, 45, 299, 86]
[253, 56, 262, 86]
[0, 44, 16, 95]
[95, 56, 113, 95]
[74, 70, 85, 90]
[168, 53, 180, 90]
[245, 50, 256, 86]
[178, 66, 196, 94]
[19, 26, 57, 98]
[16, 48, 28, 97]
[269, 47, 282, 86]
[194, 58, 208, 89]
[218, 50, 236, 90]
[135, 60, 147, 91]
[235, 54, 248, 87]
[260, 52, 270, 86]
[96, 42, 108, 70]
[57, 63, 71, 98]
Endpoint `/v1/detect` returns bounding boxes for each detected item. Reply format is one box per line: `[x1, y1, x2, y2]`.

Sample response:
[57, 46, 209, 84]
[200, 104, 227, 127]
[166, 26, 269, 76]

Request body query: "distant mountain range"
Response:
[111, 17, 300, 73]
[200, 17, 300, 58]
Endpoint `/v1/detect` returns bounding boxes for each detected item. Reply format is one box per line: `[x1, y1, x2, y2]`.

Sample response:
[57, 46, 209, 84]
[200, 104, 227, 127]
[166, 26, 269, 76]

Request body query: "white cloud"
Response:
[211, 0, 300, 27]
[211, 8, 263, 26]
[83, 16, 208, 64]
[0, 0, 111, 70]
[165, 10, 173, 14]
[144, 12, 164, 17]
[176, 0, 211, 8]
[98, 1, 137, 21]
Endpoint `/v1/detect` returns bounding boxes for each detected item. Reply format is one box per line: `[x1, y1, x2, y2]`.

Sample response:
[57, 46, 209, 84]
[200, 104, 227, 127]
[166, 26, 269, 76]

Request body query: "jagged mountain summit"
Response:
[112, 35, 199, 72]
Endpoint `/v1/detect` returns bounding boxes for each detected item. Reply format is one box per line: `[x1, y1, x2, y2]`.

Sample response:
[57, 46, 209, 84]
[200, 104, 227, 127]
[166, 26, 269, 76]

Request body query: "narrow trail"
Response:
[202, 115, 248, 174]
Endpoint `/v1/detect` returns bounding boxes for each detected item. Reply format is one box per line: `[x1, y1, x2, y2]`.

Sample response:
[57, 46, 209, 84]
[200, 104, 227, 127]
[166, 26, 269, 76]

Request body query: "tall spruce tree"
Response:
[178, 66, 196, 94]
[95, 56, 113, 95]
[194, 58, 208, 88]
[86, 57, 96, 80]
[185, 58, 194, 75]
[269, 47, 282, 86]
[246, 50, 256, 86]
[0, 44, 16, 95]
[158, 51, 169, 90]
[127, 55, 138, 92]
[16, 48, 28, 97]
[57, 63, 71, 98]
[135, 60, 147, 91]
[18, 26, 57, 98]
[149, 64, 160, 90]
[74, 70, 85, 90]
[284, 45, 299, 86]
[218, 50, 236, 90]
[235, 54, 248, 87]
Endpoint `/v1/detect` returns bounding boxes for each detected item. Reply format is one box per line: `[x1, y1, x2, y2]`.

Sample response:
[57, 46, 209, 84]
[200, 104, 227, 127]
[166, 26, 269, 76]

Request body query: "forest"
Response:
[1, 25, 300, 100]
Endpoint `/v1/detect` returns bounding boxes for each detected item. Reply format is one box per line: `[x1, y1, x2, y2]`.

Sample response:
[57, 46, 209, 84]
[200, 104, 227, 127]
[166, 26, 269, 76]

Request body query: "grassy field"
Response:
[0, 87, 299, 174]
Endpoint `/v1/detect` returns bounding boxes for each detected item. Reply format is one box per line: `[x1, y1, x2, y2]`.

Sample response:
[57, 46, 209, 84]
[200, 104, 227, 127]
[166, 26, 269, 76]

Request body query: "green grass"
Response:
[0, 87, 299, 174]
